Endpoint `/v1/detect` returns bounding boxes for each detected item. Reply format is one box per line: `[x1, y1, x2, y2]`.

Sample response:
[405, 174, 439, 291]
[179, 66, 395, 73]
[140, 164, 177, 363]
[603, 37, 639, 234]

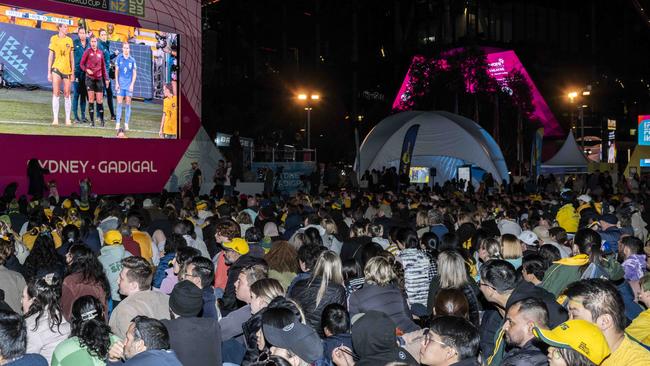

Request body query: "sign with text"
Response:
[251, 162, 316, 194]
[110, 0, 145, 17]
[53, 0, 109, 11]
[52, 0, 144, 16]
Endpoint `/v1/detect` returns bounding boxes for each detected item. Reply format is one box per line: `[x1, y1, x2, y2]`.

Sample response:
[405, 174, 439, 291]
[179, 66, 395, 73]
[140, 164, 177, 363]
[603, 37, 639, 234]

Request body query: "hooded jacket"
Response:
[98, 244, 132, 301]
[540, 254, 590, 297]
[351, 311, 419, 366]
[348, 283, 419, 333]
[556, 204, 579, 233]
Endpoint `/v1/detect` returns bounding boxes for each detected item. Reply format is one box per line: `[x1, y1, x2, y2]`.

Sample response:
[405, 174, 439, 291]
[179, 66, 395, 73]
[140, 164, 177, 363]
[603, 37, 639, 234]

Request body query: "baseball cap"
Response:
[518, 230, 539, 246]
[196, 201, 208, 211]
[104, 230, 122, 245]
[79, 201, 90, 212]
[142, 198, 154, 209]
[263, 320, 323, 363]
[577, 194, 592, 203]
[222, 238, 249, 255]
[599, 214, 618, 225]
[533, 320, 610, 365]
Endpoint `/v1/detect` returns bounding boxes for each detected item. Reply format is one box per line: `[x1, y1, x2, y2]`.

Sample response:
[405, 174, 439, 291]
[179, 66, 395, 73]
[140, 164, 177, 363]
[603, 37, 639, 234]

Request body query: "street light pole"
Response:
[297, 93, 319, 154]
[579, 106, 585, 152]
[306, 107, 312, 149]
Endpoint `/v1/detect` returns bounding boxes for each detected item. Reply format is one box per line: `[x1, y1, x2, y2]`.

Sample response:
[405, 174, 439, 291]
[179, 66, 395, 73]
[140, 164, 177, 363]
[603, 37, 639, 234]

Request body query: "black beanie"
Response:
[169, 280, 203, 317]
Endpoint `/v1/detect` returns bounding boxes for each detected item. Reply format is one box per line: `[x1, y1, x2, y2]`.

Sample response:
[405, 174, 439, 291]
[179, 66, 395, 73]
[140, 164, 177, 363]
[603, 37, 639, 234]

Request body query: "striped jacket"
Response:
[398, 248, 433, 307]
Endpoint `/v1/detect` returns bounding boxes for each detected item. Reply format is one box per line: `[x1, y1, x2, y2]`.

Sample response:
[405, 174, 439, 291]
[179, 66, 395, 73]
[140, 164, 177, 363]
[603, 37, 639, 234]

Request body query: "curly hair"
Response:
[66, 244, 111, 296]
[264, 241, 298, 273]
[215, 218, 240, 241]
[25, 274, 63, 333]
[70, 295, 112, 359]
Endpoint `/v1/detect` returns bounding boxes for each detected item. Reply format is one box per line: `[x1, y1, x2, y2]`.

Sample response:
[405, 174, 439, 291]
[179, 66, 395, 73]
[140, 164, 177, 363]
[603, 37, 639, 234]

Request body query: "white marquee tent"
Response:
[356, 111, 509, 184]
[541, 131, 588, 173]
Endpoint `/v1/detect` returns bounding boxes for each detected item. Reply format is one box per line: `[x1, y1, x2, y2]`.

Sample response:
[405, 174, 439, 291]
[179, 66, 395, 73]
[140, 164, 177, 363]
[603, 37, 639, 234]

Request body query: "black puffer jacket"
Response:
[288, 277, 346, 335]
[480, 280, 568, 365]
[241, 312, 263, 365]
[501, 339, 548, 366]
[348, 283, 419, 333]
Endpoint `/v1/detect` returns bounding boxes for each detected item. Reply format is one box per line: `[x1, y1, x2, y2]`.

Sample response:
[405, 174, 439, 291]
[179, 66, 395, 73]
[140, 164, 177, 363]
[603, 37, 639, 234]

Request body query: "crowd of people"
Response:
[0, 171, 649, 366]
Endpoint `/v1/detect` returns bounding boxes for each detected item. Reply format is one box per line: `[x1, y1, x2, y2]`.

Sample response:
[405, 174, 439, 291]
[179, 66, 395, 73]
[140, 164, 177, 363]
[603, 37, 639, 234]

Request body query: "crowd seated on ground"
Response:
[0, 171, 649, 365]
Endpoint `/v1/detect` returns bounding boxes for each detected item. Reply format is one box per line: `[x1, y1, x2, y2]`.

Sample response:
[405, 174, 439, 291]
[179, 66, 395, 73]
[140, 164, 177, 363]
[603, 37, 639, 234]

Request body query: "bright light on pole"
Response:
[567, 91, 578, 102]
[296, 92, 320, 150]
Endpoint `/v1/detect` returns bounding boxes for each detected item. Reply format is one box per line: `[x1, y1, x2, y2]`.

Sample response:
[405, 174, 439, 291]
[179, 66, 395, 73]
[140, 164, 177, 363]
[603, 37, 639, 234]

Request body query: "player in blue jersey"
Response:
[114, 42, 137, 131]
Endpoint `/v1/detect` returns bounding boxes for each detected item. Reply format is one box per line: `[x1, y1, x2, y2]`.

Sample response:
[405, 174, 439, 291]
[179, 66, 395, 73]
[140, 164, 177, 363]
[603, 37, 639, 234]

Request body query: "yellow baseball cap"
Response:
[79, 201, 90, 212]
[222, 238, 249, 255]
[104, 230, 123, 245]
[62, 199, 73, 209]
[196, 201, 208, 211]
[533, 320, 610, 365]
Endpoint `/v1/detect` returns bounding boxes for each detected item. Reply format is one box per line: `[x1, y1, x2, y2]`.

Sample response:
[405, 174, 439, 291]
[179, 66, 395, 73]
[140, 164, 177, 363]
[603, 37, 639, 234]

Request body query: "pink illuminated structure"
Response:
[392, 48, 564, 137]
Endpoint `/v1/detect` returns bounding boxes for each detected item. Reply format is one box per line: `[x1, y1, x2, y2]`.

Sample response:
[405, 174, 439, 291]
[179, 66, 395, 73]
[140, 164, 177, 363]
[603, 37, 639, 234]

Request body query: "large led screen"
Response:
[0, 4, 179, 139]
[639, 115, 650, 146]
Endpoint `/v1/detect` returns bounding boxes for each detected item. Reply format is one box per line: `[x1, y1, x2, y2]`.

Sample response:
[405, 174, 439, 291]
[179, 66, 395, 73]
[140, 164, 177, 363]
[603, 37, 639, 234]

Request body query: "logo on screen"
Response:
[0, 34, 34, 75]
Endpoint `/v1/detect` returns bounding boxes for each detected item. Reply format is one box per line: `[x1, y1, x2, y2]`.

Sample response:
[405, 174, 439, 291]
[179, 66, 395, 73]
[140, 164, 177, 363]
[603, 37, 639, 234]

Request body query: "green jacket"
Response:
[542, 254, 624, 297]
[73, 38, 89, 78]
[541, 254, 589, 297]
[52, 334, 120, 366]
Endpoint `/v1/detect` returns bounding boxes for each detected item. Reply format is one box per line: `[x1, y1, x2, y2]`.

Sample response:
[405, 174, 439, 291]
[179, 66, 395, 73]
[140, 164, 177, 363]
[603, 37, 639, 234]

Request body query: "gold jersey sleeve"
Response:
[49, 35, 74, 75]
[163, 96, 178, 135]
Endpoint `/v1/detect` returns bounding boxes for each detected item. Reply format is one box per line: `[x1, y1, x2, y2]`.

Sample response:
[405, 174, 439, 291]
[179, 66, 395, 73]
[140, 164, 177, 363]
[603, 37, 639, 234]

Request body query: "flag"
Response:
[530, 128, 544, 178]
[398, 124, 420, 190]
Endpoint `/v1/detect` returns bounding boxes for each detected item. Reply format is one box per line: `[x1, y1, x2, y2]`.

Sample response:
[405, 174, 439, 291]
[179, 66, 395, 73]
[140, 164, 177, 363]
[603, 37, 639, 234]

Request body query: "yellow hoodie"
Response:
[556, 204, 580, 233]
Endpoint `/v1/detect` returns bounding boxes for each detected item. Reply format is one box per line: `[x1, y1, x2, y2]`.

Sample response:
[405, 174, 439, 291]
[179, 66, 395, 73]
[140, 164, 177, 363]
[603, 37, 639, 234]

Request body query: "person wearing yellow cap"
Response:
[533, 319, 610, 366]
[565, 278, 650, 365]
[220, 237, 264, 314]
[98, 230, 131, 304]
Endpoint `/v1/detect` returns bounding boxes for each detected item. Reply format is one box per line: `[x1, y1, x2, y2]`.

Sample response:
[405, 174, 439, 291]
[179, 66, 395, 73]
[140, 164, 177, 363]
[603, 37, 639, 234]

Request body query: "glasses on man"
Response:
[422, 328, 457, 354]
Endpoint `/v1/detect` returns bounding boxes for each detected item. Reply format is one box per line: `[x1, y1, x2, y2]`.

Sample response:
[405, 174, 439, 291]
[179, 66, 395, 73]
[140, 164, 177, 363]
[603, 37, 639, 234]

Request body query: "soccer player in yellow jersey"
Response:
[47, 23, 74, 126]
[159, 84, 178, 139]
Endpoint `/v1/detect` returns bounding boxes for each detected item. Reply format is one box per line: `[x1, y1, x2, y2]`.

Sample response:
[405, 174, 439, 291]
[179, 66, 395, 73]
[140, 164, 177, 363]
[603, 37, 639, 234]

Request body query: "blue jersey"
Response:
[115, 53, 136, 84]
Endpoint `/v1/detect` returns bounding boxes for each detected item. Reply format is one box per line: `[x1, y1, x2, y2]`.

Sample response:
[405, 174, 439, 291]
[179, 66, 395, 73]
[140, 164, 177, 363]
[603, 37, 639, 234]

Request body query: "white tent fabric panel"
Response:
[541, 131, 588, 168]
[357, 111, 509, 183]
